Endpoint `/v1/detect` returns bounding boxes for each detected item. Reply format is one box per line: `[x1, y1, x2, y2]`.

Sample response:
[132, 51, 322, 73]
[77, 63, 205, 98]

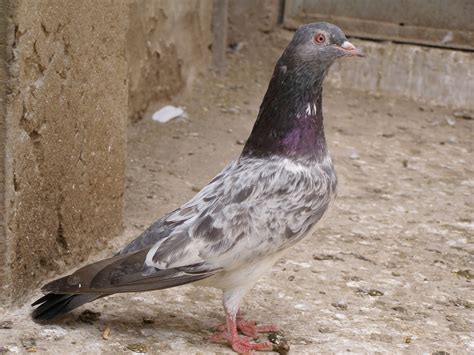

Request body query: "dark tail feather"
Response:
[31, 293, 104, 321]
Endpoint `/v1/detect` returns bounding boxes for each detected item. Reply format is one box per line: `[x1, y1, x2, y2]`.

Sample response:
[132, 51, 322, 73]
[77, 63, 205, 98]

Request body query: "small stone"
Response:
[191, 186, 200, 192]
[402, 159, 408, 168]
[355, 288, 384, 297]
[354, 288, 368, 296]
[350, 253, 376, 264]
[318, 326, 333, 333]
[453, 111, 473, 120]
[392, 306, 407, 313]
[268, 331, 290, 355]
[453, 269, 473, 280]
[287, 275, 295, 281]
[405, 336, 412, 344]
[312, 254, 344, 261]
[449, 298, 473, 309]
[368, 289, 384, 297]
[331, 302, 348, 310]
[21, 338, 37, 352]
[392, 271, 401, 277]
[127, 343, 148, 353]
[432, 351, 450, 355]
[78, 309, 101, 324]
[236, 139, 245, 145]
[0, 321, 12, 329]
[102, 326, 111, 340]
[445, 117, 456, 126]
[382, 133, 395, 138]
[143, 316, 155, 324]
[228, 42, 245, 54]
[349, 151, 359, 160]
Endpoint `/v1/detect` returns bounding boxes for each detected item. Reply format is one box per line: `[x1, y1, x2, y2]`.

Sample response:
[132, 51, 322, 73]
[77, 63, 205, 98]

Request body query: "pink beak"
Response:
[339, 41, 364, 57]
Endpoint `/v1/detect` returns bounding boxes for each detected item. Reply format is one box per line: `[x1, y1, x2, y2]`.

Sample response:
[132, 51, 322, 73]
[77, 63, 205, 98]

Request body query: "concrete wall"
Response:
[0, 0, 128, 303]
[228, 0, 280, 44]
[285, 0, 474, 50]
[127, 0, 213, 121]
[327, 39, 474, 111]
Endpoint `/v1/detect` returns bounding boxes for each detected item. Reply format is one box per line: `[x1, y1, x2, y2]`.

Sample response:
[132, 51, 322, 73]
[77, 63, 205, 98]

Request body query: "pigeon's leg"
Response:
[210, 289, 273, 353]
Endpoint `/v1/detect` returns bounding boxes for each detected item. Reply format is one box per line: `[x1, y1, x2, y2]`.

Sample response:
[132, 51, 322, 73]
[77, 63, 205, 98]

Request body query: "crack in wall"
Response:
[56, 203, 68, 252]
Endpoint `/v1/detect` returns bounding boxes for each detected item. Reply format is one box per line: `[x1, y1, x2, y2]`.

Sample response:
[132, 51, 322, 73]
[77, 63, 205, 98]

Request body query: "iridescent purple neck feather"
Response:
[242, 57, 329, 161]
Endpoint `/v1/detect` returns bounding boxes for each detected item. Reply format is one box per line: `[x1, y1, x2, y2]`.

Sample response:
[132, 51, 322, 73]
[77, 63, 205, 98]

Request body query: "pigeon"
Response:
[32, 22, 363, 353]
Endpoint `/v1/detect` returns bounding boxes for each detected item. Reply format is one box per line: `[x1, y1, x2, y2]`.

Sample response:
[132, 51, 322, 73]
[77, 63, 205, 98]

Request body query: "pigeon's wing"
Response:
[144, 155, 336, 271]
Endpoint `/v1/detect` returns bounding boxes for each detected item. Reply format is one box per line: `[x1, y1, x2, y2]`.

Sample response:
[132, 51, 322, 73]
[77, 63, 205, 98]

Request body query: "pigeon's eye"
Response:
[314, 33, 326, 44]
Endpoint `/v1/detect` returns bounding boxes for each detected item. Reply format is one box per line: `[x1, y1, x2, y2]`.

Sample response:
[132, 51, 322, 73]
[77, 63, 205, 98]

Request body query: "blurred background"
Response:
[0, 0, 472, 353]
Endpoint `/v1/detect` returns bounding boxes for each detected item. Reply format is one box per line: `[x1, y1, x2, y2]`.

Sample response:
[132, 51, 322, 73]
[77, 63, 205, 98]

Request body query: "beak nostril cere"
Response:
[339, 40, 364, 57]
[341, 41, 356, 50]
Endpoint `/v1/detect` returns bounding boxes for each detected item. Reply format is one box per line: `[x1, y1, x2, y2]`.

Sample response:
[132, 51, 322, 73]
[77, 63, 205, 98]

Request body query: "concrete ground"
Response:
[1, 30, 473, 354]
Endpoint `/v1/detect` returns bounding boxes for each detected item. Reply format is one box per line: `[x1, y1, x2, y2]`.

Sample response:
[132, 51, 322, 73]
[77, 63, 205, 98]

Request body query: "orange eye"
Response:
[314, 33, 326, 44]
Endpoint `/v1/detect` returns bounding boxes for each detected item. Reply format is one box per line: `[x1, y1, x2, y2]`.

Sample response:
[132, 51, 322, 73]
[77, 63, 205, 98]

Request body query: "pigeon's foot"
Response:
[210, 313, 274, 354]
[210, 331, 273, 354]
[213, 315, 278, 338]
[235, 317, 279, 338]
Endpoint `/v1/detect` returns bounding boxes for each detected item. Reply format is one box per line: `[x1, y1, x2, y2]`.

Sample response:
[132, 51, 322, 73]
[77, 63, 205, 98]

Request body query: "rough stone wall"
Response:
[0, 0, 10, 302]
[127, 0, 213, 121]
[1, 0, 128, 303]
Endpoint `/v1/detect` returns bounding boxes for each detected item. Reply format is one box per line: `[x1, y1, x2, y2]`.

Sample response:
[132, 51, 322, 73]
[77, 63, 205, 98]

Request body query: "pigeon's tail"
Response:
[31, 247, 218, 321]
[31, 293, 104, 321]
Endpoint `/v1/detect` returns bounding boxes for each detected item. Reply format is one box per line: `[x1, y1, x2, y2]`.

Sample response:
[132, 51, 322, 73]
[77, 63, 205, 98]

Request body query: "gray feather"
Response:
[139, 154, 337, 271]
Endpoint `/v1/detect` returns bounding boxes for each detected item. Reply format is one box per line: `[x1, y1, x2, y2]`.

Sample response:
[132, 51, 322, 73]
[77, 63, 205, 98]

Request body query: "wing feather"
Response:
[42, 248, 217, 294]
[141, 155, 336, 271]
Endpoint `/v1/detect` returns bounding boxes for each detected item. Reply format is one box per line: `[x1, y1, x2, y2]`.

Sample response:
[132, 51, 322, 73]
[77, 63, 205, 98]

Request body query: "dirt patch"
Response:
[0, 29, 472, 354]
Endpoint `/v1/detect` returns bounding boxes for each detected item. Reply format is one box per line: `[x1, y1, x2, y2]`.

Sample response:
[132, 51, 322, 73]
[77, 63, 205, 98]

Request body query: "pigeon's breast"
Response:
[273, 154, 337, 247]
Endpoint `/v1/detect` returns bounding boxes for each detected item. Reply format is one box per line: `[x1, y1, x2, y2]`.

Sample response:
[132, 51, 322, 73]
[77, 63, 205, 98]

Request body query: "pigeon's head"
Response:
[285, 22, 363, 72]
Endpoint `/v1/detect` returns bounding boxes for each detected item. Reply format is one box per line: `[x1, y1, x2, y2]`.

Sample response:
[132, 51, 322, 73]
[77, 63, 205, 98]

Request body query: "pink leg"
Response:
[210, 312, 274, 354]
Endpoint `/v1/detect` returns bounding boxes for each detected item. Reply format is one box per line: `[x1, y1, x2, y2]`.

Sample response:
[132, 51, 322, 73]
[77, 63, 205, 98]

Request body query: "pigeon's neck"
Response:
[242, 62, 328, 160]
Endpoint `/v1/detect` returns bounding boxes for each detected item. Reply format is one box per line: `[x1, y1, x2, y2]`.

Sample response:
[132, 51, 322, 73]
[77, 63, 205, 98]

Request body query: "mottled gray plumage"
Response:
[128, 154, 336, 268]
[32, 23, 362, 353]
